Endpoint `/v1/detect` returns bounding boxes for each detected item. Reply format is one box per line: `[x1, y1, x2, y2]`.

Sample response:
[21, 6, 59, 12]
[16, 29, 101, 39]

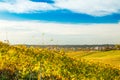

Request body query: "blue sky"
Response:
[0, 0, 120, 45]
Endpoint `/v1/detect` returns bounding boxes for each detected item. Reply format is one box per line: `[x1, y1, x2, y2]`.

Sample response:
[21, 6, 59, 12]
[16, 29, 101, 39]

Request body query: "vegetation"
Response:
[67, 50, 120, 68]
[0, 42, 120, 80]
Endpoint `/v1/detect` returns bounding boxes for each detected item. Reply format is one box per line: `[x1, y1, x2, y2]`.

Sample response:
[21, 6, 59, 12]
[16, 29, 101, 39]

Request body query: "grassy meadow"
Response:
[67, 50, 120, 69]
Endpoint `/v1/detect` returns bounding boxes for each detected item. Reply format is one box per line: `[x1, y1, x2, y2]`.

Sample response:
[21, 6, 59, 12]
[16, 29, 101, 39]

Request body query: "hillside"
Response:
[0, 42, 120, 80]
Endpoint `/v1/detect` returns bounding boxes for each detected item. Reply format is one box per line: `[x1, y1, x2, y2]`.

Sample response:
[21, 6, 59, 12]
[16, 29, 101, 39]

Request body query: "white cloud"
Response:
[54, 0, 120, 16]
[0, 20, 120, 35]
[0, 20, 120, 44]
[0, 0, 56, 13]
[0, 0, 120, 16]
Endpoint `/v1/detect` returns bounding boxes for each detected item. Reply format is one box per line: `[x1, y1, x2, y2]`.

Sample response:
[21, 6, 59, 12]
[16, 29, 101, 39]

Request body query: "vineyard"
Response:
[0, 42, 120, 80]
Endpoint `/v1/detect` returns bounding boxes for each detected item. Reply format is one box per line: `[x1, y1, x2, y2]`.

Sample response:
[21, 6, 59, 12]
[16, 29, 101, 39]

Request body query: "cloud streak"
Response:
[0, 20, 120, 44]
[0, 0, 120, 16]
[0, 0, 56, 13]
[54, 0, 120, 16]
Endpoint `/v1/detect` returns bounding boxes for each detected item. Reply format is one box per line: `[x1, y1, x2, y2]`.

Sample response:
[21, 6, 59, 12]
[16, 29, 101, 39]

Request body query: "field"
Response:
[67, 50, 120, 68]
[0, 42, 120, 80]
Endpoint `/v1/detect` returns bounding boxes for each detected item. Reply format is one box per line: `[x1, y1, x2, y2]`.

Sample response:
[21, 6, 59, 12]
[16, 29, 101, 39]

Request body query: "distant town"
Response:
[25, 44, 120, 51]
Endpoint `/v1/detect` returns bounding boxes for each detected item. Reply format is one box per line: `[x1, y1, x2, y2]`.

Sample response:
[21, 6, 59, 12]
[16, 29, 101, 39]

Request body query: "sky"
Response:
[0, 0, 120, 45]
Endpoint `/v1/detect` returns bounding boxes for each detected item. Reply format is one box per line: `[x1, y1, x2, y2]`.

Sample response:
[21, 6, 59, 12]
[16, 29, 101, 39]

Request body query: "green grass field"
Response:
[67, 50, 120, 69]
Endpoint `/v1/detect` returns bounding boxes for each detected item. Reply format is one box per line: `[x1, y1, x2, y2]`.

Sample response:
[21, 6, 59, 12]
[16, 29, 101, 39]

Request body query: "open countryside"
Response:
[0, 0, 120, 80]
[0, 42, 120, 79]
